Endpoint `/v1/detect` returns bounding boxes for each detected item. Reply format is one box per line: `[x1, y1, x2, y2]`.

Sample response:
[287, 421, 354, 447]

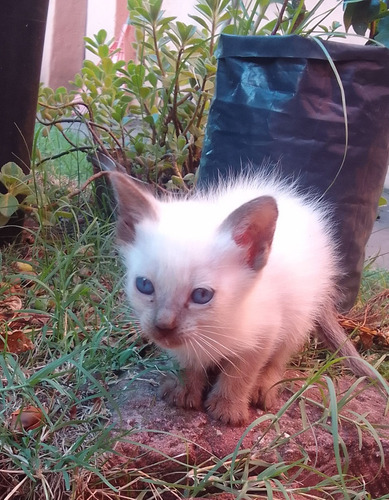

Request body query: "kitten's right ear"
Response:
[109, 172, 158, 244]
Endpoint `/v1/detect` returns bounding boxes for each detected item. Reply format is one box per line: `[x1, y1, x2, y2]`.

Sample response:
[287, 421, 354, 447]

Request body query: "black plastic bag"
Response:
[198, 34, 389, 311]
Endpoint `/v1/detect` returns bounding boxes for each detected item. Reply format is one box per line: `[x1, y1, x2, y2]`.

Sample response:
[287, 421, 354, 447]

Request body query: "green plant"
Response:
[38, 0, 221, 188]
[0, 122, 99, 228]
[0, 162, 31, 226]
[344, 0, 389, 45]
[0, 158, 89, 228]
[0, 162, 52, 227]
[0, 181, 145, 498]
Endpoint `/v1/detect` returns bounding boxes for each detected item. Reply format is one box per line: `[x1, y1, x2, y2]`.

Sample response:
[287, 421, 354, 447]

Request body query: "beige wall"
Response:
[162, 0, 196, 22]
[86, 0, 116, 40]
[41, 0, 133, 88]
[41, 0, 88, 89]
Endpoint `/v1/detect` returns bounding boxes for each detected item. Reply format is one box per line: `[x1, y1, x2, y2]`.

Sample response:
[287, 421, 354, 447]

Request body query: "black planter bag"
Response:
[0, 0, 49, 243]
[198, 34, 389, 312]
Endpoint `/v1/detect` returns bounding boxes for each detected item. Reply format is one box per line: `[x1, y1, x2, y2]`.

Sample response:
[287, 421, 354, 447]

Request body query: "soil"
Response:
[107, 368, 389, 498]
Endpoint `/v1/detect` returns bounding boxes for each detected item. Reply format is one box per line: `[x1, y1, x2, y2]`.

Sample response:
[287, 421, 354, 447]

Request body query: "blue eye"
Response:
[191, 287, 214, 305]
[135, 277, 154, 295]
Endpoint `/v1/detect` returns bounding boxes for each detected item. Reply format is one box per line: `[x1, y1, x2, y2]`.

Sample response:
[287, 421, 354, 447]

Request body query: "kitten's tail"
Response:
[316, 303, 377, 380]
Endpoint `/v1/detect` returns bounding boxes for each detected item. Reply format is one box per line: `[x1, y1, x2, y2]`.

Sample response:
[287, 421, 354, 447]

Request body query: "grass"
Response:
[0, 126, 388, 499]
[35, 124, 93, 184]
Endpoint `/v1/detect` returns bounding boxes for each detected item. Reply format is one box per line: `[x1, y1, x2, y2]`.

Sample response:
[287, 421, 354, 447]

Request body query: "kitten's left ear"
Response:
[219, 196, 278, 271]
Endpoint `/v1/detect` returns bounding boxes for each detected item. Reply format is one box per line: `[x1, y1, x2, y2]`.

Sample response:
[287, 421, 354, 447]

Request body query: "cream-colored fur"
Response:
[111, 172, 373, 425]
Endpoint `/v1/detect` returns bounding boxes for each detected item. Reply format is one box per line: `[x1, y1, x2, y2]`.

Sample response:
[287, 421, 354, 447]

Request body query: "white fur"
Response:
[120, 175, 339, 373]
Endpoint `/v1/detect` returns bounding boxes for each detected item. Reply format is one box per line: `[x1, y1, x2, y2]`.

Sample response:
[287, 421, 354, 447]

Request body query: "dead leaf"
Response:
[10, 406, 44, 432]
[339, 288, 389, 348]
[0, 282, 24, 296]
[69, 405, 77, 420]
[9, 312, 50, 330]
[14, 262, 34, 273]
[0, 296, 22, 319]
[0, 329, 34, 353]
[359, 330, 374, 350]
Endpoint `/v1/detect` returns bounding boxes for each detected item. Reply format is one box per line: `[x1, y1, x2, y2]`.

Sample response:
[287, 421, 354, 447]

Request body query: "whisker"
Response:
[198, 323, 265, 338]
[191, 336, 244, 377]
[187, 338, 208, 376]
[191, 337, 228, 375]
[195, 332, 248, 364]
[196, 329, 261, 355]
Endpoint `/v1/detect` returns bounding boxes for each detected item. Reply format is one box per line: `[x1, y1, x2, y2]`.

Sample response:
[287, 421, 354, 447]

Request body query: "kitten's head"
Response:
[110, 172, 278, 368]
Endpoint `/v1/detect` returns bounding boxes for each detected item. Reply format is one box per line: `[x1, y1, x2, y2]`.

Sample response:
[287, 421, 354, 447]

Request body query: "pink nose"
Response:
[154, 322, 177, 336]
[154, 310, 177, 333]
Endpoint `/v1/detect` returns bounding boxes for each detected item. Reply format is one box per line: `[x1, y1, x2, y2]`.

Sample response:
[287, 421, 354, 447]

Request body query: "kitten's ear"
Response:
[109, 172, 158, 244]
[219, 196, 278, 271]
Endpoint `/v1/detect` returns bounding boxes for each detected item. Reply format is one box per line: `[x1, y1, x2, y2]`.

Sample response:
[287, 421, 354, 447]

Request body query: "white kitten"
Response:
[110, 171, 374, 425]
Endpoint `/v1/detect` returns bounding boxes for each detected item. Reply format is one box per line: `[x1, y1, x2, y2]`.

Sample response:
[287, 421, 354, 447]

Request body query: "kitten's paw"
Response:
[159, 375, 203, 410]
[206, 393, 249, 426]
[251, 385, 279, 411]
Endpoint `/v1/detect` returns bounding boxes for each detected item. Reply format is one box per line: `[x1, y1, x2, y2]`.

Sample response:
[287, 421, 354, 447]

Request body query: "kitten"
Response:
[109, 171, 375, 425]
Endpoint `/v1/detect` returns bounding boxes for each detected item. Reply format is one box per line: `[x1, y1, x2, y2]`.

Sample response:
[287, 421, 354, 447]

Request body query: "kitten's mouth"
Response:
[152, 333, 183, 349]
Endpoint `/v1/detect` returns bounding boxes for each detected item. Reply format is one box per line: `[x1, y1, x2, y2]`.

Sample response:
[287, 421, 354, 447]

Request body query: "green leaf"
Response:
[203, 80, 214, 92]
[188, 14, 210, 31]
[176, 22, 197, 44]
[101, 57, 114, 75]
[98, 44, 110, 59]
[149, 0, 163, 22]
[0, 193, 19, 217]
[72, 74, 83, 88]
[11, 182, 32, 197]
[83, 36, 99, 49]
[95, 29, 107, 44]
[344, 0, 381, 35]
[171, 175, 184, 187]
[1, 162, 25, 179]
[131, 74, 144, 88]
[0, 163, 30, 195]
[131, 9, 153, 25]
[55, 86, 67, 95]
[379, 195, 388, 206]
[195, 3, 213, 18]
[375, 16, 389, 46]
[139, 86, 152, 99]
[222, 24, 238, 35]
[55, 210, 73, 219]
[22, 194, 39, 205]
[84, 60, 103, 76]
[147, 72, 158, 88]
[177, 135, 187, 150]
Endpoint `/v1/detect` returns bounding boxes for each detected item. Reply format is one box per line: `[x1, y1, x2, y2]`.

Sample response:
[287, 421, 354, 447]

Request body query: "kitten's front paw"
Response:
[251, 385, 279, 411]
[206, 392, 249, 426]
[159, 374, 203, 410]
